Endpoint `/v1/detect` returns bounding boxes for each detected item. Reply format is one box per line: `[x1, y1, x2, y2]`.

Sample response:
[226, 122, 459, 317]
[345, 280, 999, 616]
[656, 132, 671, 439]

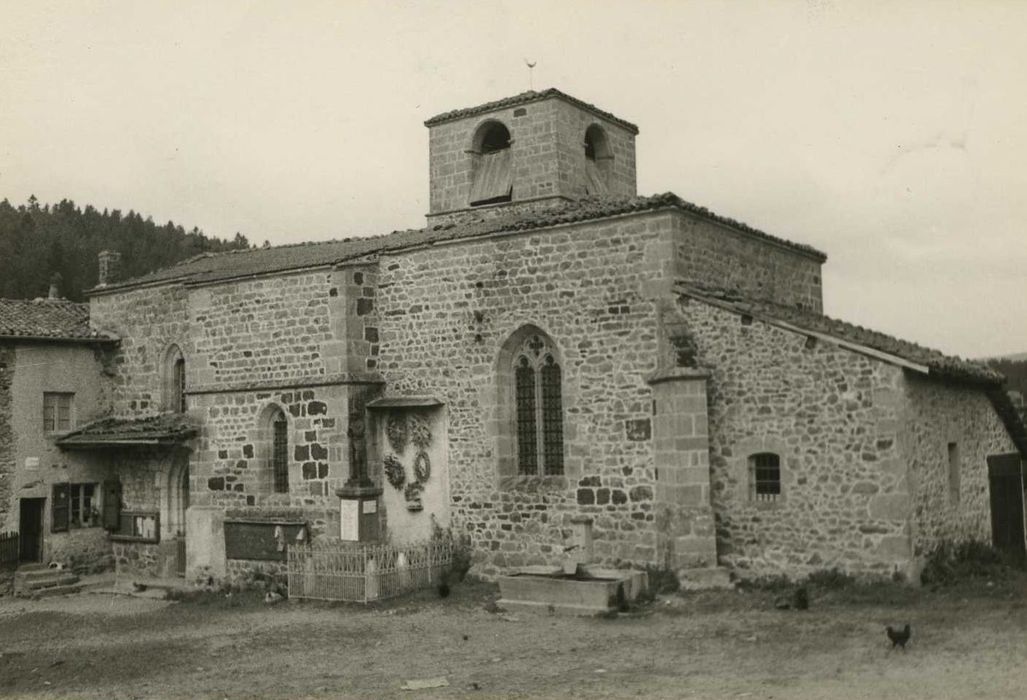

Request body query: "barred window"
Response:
[751, 452, 781, 502]
[514, 334, 564, 475]
[271, 409, 289, 493]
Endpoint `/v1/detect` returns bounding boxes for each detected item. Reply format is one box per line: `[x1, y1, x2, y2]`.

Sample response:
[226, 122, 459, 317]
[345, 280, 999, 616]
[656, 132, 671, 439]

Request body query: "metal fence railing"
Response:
[0, 531, 18, 567]
[286, 538, 453, 603]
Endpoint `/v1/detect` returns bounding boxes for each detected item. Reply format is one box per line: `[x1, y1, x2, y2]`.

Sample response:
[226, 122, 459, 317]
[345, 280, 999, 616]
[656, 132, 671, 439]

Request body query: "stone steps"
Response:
[13, 564, 81, 597]
[28, 581, 92, 599]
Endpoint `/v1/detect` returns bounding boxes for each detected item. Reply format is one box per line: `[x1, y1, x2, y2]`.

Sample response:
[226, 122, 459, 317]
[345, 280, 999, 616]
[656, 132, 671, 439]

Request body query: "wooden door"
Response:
[18, 498, 45, 562]
[987, 453, 1026, 562]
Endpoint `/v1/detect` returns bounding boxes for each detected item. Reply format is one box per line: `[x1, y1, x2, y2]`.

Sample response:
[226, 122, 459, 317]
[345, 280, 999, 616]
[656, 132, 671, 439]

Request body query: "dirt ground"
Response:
[1, 574, 1026, 700]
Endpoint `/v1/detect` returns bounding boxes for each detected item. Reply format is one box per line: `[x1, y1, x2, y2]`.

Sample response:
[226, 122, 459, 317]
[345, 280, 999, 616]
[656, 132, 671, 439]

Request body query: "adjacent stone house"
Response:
[4, 88, 1025, 583]
[0, 294, 118, 570]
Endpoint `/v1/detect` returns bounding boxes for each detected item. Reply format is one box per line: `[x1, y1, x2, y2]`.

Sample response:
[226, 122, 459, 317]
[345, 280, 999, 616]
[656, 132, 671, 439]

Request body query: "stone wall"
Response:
[671, 213, 824, 312]
[112, 540, 161, 576]
[189, 272, 338, 386]
[0, 345, 13, 530]
[92, 267, 384, 547]
[189, 385, 351, 537]
[48, 527, 112, 573]
[900, 374, 1017, 560]
[686, 297, 914, 578]
[374, 214, 670, 576]
[90, 284, 190, 416]
[225, 558, 287, 586]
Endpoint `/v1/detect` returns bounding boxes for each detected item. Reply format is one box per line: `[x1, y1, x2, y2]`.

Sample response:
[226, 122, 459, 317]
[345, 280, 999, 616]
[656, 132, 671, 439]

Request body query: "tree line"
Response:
[0, 196, 251, 301]
[987, 357, 1027, 407]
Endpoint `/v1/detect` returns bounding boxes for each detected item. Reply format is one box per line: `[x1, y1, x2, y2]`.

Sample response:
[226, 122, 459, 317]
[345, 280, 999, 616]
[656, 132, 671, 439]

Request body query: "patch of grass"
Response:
[920, 541, 1021, 587]
[806, 568, 857, 590]
[734, 573, 793, 592]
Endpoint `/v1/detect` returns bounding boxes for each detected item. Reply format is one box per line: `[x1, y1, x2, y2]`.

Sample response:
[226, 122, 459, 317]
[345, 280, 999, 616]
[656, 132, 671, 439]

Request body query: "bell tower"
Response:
[424, 89, 638, 226]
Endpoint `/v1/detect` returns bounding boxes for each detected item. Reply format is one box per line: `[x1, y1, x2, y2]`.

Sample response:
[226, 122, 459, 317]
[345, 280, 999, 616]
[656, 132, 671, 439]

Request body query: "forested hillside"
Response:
[0, 196, 251, 301]
[987, 357, 1027, 400]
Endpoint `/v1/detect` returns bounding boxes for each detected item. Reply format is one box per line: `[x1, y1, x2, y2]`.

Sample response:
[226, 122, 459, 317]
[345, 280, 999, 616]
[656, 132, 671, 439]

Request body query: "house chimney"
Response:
[98, 250, 122, 287]
[48, 272, 62, 300]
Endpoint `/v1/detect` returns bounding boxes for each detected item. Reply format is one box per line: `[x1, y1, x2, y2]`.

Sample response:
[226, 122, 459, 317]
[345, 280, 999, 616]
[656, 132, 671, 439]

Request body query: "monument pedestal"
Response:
[336, 481, 383, 543]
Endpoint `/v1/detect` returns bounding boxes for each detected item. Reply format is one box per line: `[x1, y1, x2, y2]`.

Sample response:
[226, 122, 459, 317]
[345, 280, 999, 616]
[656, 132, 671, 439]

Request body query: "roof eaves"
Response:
[674, 284, 931, 375]
[424, 88, 640, 134]
[0, 333, 119, 345]
[674, 282, 1001, 386]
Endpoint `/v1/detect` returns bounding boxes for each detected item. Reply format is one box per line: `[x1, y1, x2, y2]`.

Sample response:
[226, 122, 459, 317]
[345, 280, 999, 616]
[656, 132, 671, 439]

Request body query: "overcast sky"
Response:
[2, 1, 1025, 358]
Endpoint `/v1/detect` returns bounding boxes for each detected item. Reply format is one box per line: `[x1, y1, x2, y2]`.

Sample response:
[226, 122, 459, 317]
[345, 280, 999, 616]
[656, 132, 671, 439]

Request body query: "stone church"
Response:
[2, 88, 1025, 584]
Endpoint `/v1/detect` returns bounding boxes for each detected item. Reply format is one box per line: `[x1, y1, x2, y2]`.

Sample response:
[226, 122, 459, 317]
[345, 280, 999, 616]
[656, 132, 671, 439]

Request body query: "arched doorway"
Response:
[162, 452, 190, 576]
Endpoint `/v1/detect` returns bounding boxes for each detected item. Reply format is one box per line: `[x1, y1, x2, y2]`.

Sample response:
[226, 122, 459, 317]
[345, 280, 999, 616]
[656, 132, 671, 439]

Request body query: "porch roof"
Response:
[57, 414, 198, 449]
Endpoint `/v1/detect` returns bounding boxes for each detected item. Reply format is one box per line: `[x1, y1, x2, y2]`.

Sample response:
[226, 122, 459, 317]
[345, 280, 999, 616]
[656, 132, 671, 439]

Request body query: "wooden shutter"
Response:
[102, 480, 122, 531]
[51, 483, 70, 532]
[469, 149, 513, 205]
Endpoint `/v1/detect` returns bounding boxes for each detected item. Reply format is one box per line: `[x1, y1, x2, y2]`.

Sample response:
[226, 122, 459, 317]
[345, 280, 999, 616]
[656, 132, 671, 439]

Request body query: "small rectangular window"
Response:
[69, 483, 97, 527]
[752, 453, 781, 502]
[948, 442, 960, 505]
[43, 392, 74, 433]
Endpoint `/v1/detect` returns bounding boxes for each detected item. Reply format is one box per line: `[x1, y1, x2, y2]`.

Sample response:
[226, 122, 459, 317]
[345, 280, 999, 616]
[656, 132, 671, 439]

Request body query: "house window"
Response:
[948, 442, 961, 505]
[272, 409, 289, 493]
[469, 121, 513, 206]
[751, 453, 781, 502]
[513, 334, 564, 476]
[51, 482, 98, 532]
[43, 392, 74, 433]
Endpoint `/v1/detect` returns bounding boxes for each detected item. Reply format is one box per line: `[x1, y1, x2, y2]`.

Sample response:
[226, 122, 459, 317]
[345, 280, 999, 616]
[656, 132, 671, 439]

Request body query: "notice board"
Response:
[223, 519, 307, 561]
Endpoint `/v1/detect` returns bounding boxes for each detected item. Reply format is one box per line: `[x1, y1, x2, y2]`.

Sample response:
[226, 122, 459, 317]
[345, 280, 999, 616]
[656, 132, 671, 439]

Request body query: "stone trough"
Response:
[497, 565, 649, 616]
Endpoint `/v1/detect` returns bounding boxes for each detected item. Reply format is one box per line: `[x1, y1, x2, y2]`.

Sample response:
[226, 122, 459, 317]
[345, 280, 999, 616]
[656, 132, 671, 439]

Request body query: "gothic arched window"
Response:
[269, 407, 289, 494]
[513, 334, 564, 476]
[163, 344, 186, 413]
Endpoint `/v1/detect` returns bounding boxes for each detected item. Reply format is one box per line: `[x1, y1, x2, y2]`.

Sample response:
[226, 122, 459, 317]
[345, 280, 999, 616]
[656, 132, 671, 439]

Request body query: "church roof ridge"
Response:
[424, 88, 640, 134]
[91, 193, 825, 293]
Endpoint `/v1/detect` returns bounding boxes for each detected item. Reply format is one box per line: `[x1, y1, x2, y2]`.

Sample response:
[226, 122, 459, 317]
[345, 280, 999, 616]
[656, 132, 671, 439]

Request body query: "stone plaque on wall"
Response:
[625, 418, 652, 441]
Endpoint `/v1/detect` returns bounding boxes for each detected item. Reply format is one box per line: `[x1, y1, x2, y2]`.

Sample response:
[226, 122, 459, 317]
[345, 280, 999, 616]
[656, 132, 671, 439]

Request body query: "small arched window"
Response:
[469, 121, 513, 206]
[583, 124, 612, 195]
[513, 334, 564, 476]
[750, 453, 781, 502]
[270, 408, 289, 494]
[163, 345, 186, 413]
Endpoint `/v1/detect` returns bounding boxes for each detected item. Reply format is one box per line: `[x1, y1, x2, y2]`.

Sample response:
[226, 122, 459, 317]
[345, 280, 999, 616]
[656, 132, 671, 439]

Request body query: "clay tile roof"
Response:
[0, 298, 114, 342]
[424, 88, 640, 134]
[95, 193, 825, 293]
[676, 281, 1004, 385]
[57, 413, 198, 447]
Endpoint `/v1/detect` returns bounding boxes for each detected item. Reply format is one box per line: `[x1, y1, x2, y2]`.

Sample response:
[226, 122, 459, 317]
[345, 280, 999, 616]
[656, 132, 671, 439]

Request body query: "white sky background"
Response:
[1, 0, 1025, 358]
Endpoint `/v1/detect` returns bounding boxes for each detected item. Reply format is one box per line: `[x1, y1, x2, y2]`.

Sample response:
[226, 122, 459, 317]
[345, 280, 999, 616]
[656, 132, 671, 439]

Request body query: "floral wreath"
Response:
[383, 454, 405, 489]
[413, 451, 431, 482]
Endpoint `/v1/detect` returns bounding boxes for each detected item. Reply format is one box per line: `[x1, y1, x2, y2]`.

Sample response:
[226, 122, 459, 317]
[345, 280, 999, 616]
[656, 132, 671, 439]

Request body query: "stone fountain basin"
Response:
[497, 565, 649, 616]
